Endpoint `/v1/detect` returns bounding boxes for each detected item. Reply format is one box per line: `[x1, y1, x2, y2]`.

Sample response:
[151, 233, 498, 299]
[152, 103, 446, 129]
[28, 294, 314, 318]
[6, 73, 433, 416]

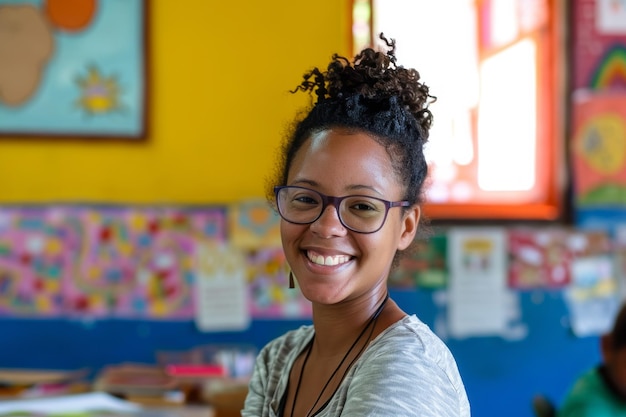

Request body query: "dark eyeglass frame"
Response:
[274, 185, 411, 234]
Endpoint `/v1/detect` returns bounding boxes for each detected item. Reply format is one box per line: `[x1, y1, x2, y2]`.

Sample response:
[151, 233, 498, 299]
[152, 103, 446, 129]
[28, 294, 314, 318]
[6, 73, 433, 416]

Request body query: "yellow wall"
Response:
[0, 1, 350, 204]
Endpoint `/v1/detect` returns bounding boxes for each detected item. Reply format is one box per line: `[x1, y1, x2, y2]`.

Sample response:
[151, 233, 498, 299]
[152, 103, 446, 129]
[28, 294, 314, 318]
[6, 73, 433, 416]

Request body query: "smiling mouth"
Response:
[306, 250, 352, 266]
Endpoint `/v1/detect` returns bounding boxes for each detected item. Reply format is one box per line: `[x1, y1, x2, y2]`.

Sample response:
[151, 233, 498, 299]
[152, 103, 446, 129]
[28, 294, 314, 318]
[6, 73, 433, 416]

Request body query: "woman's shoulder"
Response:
[259, 324, 314, 359]
[372, 315, 456, 364]
[353, 315, 470, 416]
[378, 314, 440, 343]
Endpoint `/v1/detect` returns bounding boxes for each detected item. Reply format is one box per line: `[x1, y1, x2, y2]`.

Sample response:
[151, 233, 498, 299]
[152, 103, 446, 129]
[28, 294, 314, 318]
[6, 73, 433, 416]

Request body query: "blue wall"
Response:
[0, 289, 599, 417]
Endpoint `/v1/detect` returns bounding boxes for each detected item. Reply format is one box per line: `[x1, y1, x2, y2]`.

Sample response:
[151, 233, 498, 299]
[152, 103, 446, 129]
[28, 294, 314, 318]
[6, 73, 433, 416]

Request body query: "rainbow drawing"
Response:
[589, 44, 626, 89]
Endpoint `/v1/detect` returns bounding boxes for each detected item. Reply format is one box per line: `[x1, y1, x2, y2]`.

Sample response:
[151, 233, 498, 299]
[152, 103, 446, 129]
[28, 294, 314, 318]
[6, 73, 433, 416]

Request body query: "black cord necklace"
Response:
[289, 293, 390, 417]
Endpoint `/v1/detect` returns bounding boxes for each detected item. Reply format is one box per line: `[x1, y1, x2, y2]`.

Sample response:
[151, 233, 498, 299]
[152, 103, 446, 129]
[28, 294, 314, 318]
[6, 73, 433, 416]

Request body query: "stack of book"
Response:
[0, 368, 90, 399]
[93, 363, 186, 407]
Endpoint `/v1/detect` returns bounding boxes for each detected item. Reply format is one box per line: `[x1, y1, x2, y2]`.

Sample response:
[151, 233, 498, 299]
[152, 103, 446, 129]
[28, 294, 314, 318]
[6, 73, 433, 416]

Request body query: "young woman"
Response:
[242, 34, 470, 417]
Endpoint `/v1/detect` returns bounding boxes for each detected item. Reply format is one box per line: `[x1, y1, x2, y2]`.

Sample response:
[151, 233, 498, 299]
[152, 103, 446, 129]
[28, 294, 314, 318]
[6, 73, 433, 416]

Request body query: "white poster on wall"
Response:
[447, 227, 509, 338]
[565, 256, 619, 337]
[194, 243, 250, 332]
[597, 0, 626, 34]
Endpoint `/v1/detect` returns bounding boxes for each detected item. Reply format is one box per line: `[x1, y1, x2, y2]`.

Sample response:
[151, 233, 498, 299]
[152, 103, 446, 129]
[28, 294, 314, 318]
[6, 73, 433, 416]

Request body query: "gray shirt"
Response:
[242, 314, 471, 416]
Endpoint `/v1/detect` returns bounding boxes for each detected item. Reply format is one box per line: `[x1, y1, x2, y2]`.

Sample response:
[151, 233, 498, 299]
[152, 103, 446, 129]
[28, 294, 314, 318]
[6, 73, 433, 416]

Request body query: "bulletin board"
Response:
[571, 0, 626, 232]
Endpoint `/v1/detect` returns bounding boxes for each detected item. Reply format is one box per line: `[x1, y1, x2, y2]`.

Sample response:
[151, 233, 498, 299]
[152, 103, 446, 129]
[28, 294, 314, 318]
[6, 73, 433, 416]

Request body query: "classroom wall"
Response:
[0, 0, 351, 203]
[0, 2, 620, 417]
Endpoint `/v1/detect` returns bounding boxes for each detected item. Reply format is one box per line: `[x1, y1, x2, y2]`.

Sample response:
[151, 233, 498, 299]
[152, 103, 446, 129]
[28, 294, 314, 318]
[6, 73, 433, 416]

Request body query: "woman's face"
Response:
[280, 128, 419, 305]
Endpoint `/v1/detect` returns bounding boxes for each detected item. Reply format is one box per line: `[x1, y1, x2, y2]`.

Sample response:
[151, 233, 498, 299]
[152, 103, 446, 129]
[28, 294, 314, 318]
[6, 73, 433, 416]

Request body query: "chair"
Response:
[532, 394, 557, 417]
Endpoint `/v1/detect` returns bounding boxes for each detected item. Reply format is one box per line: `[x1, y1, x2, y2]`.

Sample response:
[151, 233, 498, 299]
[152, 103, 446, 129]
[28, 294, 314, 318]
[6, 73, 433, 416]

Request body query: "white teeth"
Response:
[307, 252, 350, 266]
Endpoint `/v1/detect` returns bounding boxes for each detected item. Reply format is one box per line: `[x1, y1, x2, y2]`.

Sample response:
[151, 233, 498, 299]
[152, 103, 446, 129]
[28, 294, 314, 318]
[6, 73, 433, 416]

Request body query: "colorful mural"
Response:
[0, 206, 225, 318]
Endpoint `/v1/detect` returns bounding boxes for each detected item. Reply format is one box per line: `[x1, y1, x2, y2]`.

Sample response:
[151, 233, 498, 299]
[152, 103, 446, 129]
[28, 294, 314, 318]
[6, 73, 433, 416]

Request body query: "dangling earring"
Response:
[288, 271, 295, 289]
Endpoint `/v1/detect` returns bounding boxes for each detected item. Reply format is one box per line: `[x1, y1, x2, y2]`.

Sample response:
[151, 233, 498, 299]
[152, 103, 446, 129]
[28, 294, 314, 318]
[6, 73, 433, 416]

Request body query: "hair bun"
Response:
[293, 33, 435, 137]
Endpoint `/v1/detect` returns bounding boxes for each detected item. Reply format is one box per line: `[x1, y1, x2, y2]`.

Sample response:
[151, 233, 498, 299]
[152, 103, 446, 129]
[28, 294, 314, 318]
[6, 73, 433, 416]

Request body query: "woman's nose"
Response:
[309, 204, 346, 237]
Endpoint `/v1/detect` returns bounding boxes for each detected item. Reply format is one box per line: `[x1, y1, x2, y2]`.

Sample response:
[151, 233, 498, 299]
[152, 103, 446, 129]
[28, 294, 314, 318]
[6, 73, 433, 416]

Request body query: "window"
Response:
[352, 0, 565, 220]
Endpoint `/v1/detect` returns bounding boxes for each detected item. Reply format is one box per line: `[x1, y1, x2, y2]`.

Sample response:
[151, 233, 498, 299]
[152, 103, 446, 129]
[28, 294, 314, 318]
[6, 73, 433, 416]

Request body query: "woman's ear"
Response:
[397, 205, 420, 251]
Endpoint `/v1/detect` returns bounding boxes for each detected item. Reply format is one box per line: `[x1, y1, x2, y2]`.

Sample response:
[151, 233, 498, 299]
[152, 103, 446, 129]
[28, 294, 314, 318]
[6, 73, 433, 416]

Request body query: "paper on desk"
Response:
[0, 391, 142, 413]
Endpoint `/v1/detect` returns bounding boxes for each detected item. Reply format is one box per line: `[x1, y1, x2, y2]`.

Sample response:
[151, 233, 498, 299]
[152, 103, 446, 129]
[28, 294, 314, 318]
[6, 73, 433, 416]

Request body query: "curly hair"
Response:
[267, 34, 435, 247]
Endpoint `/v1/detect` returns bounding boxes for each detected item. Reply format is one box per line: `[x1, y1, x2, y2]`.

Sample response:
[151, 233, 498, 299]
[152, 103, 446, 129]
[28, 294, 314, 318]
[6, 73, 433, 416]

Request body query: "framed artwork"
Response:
[0, 0, 148, 139]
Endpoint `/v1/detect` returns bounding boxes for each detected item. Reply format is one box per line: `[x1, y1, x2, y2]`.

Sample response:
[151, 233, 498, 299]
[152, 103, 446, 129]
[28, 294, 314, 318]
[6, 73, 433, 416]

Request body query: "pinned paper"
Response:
[228, 199, 281, 250]
[195, 242, 250, 332]
[508, 227, 573, 289]
[565, 256, 619, 337]
[390, 234, 448, 289]
[447, 227, 509, 338]
[596, 0, 626, 34]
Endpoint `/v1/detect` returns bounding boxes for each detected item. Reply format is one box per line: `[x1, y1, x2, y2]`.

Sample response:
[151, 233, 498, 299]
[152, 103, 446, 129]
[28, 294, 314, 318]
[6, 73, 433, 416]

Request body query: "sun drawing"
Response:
[75, 65, 122, 115]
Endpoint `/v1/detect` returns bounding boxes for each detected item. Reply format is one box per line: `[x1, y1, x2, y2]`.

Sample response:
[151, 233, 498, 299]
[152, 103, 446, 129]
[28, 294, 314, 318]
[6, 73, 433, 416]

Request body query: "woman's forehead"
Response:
[288, 129, 402, 196]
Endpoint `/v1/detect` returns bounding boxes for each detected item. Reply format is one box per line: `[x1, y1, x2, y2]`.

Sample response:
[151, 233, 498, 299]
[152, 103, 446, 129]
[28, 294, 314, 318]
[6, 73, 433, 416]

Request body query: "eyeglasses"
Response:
[274, 185, 410, 234]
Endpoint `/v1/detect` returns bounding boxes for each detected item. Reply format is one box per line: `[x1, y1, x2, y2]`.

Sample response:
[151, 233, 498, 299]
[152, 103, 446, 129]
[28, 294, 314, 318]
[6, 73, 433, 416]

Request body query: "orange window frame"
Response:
[350, 0, 567, 221]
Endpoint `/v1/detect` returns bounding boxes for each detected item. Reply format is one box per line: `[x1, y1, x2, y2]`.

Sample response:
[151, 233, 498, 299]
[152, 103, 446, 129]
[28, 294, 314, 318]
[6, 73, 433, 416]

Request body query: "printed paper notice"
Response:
[566, 256, 619, 337]
[195, 243, 250, 331]
[597, 0, 626, 34]
[447, 227, 509, 338]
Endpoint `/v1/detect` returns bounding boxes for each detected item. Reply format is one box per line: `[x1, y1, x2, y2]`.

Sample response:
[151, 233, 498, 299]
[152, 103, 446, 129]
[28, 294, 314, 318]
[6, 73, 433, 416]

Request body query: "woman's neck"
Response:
[310, 293, 400, 356]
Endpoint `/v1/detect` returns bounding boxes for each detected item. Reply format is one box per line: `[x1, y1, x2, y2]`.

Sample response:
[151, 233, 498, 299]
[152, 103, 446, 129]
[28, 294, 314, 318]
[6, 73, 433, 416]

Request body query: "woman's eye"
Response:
[352, 203, 377, 211]
[294, 195, 319, 204]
